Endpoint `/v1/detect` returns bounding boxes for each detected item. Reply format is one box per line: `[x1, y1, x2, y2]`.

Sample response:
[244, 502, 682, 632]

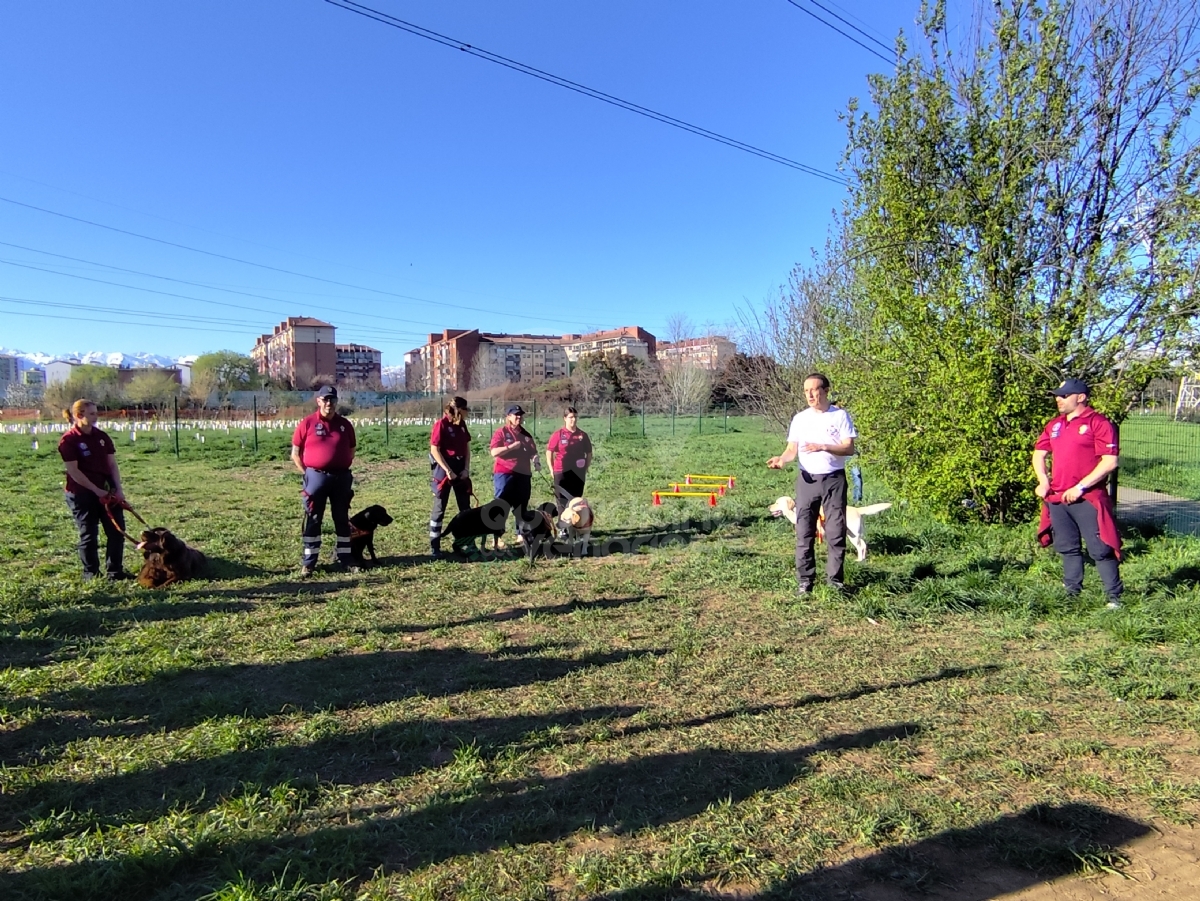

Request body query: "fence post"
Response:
[384, 397, 389, 446]
[671, 406, 675, 437]
[641, 401, 645, 437]
[533, 399, 537, 439]
[173, 395, 180, 459]
[698, 403, 702, 435]
[252, 395, 258, 453]
[609, 401, 613, 437]
[724, 402, 728, 433]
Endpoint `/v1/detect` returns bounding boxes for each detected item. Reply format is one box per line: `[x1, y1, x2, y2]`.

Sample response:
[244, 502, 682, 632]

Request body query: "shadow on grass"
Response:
[2, 667, 986, 843]
[2, 704, 642, 838]
[0, 722, 920, 900]
[373, 594, 664, 636]
[592, 802, 1151, 900]
[0, 599, 256, 668]
[0, 645, 667, 764]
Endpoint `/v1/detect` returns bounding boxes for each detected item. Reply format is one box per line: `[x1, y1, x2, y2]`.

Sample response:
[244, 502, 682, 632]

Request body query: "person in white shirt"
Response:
[767, 373, 858, 593]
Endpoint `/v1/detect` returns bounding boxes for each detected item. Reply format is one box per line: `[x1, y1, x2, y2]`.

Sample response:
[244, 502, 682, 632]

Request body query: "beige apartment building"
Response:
[251, 317, 338, 388]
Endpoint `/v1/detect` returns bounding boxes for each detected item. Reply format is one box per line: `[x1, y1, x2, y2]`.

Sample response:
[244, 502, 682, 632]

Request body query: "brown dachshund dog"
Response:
[136, 528, 207, 588]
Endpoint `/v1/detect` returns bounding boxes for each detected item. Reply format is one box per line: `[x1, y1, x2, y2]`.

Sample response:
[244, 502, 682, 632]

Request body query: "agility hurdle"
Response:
[653, 490, 718, 507]
[684, 474, 735, 488]
[668, 483, 726, 496]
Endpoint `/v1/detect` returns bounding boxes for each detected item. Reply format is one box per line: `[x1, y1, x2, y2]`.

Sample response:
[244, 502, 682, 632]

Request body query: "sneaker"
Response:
[826, 581, 845, 592]
[1105, 600, 1123, 610]
[797, 583, 814, 596]
[299, 564, 316, 579]
[106, 571, 133, 582]
[430, 548, 444, 560]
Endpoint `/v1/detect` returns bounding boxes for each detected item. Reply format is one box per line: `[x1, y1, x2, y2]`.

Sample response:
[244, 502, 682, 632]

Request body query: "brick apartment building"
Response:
[404, 329, 570, 394]
[251, 317, 338, 388]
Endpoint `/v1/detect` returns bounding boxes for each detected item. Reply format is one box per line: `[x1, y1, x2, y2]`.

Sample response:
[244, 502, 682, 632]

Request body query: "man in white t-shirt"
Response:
[767, 372, 858, 593]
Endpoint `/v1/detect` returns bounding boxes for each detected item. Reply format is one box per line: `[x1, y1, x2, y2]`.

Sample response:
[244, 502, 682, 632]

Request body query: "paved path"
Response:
[1118, 486, 1200, 536]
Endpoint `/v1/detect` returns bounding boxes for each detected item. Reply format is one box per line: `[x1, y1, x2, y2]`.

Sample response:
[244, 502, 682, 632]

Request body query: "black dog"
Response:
[349, 504, 393, 566]
[442, 498, 511, 554]
[516, 502, 559, 561]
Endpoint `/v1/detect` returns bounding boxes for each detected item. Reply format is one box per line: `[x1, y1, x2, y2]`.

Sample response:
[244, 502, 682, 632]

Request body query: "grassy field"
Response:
[1117, 413, 1200, 500]
[2, 423, 1199, 900]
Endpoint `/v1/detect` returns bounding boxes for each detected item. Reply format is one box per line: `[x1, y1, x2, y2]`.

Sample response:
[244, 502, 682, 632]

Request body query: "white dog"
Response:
[557, 497, 594, 554]
[769, 496, 892, 562]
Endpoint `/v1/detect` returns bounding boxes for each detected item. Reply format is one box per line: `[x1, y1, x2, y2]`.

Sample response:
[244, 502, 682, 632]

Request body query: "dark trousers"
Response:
[430, 464, 472, 551]
[795, 468, 848, 588]
[65, 490, 125, 578]
[494, 472, 532, 532]
[302, 468, 354, 567]
[1047, 500, 1123, 600]
[552, 471, 586, 514]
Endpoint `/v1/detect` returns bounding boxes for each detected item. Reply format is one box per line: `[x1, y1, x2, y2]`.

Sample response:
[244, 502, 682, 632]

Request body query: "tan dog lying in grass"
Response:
[769, 496, 892, 562]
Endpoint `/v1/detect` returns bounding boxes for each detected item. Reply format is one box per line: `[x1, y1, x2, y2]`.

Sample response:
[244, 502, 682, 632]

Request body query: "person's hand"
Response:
[801, 442, 825, 453]
[1035, 480, 1050, 499]
[1062, 484, 1084, 504]
[767, 456, 784, 469]
[445, 471, 456, 481]
[111, 488, 126, 502]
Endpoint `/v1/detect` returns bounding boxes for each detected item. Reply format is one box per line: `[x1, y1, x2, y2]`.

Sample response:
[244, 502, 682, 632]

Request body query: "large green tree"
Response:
[190, 351, 258, 406]
[824, 0, 1200, 521]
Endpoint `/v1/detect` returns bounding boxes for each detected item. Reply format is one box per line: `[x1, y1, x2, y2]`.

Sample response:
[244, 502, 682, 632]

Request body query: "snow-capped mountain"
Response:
[381, 365, 404, 387]
[0, 348, 193, 369]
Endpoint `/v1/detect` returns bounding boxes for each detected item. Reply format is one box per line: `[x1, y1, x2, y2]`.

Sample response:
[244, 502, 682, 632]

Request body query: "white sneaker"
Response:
[1105, 600, 1123, 610]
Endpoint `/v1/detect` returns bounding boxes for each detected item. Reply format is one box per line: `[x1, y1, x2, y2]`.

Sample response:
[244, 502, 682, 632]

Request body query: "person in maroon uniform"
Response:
[58, 398, 131, 582]
[1033, 378, 1123, 608]
[489, 403, 540, 541]
[545, 407, 592, 519]
[292, 385, 357, 576]
[429, 396, 473, 558]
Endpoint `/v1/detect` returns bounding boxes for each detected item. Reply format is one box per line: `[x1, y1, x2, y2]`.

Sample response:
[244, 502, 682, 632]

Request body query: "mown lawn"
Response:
[1, 424, 1198, 900]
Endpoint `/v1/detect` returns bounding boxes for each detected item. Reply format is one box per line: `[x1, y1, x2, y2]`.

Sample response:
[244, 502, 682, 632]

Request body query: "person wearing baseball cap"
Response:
[1033, 378, 1123, 607]
[489, 403, 541, 548]
[291, 385, 357, 576]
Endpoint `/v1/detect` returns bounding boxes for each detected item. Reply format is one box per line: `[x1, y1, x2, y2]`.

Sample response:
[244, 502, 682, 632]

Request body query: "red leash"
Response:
[102, 495, 148, 542]
[438, 474, 480, 508]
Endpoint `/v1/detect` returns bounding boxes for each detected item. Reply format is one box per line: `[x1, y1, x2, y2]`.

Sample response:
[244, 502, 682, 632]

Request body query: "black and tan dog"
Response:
[349, 504, 393, 566]
[136, 527, 207, 588]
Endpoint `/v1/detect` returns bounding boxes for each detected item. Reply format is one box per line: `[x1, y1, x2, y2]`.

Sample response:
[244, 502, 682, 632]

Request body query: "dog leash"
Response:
[437, 473, 481, 508]
[102, 495, 148, 543]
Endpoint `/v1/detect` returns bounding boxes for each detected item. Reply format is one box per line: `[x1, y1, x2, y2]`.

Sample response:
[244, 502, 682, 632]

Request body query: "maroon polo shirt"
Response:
[58, 426, 116, 495]
[1035, 406, 1118, 494]
[431, 416, 471, 466]
[546, 427, 592, 475]
[293, 411, 356, 471]
[490, 425, 537, 476]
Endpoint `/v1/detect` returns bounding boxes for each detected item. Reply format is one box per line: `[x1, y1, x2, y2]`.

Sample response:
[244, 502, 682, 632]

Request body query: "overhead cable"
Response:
[322, 0, 849, 185]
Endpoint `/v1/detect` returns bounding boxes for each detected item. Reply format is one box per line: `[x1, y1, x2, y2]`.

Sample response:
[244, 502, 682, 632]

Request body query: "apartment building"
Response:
[251, 317, 338, 388]
[404, 329, 570, 393]
[657, 335, 737, 371]
[335, 344, 383, 386]
[560, 326, 657, 363]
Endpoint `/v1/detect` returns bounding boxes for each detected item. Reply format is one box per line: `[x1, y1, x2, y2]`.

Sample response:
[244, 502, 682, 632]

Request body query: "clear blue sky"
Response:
[0, 0, 944, 366]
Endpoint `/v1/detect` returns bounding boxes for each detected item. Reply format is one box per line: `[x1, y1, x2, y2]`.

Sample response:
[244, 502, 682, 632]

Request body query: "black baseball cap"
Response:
[1051, 378, 1089, 397]
[315, 385, 338, 399]
[506, 404, 525, 415]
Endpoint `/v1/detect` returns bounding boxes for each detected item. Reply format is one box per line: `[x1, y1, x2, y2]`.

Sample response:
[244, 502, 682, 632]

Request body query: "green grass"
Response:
[1117, 413, 1200, 499]
[2, 425, 1199, 900]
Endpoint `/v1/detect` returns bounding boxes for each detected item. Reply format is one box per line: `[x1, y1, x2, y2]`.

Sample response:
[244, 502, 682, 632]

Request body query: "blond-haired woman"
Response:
[429, 396, 473, 558]
[57, 399, 130, 581]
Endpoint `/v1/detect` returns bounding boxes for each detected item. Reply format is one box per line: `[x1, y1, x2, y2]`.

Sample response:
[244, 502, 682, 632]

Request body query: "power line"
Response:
[782, 0, 896, 66]
[0, 242, 465, 334]
[0, 195, 585, 328]
[322, 0, 849, 185]
[0, 258, 430, 342]
[0, 297, 260, 337]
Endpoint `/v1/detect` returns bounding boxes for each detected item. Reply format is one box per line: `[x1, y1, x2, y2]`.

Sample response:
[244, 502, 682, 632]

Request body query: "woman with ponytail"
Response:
[57, 399, 130, 581]
[428, 396, 473, 558]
